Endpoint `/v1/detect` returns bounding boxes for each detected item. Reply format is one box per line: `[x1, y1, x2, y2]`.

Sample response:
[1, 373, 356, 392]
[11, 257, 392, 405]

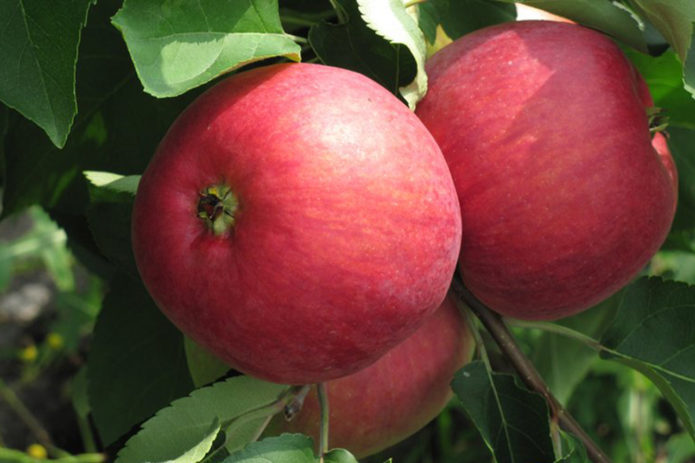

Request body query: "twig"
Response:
[317, 382, 330, 463]
[0, 379, 65, 457]
[451, 277, 612, 463]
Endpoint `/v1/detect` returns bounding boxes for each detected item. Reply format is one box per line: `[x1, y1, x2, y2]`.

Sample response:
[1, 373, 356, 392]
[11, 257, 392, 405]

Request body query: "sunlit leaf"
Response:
[111, 0, 301, 98]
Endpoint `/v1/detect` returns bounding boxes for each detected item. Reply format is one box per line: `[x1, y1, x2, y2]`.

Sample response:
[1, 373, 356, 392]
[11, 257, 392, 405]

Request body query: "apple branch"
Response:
[451, 277, 611, 463]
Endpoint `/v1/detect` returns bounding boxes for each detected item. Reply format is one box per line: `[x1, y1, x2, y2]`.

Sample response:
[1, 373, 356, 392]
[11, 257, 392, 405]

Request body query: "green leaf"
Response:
[0, 0, 93, 147]
[554, 430, 588, 462]
[624, 49, 695, 129]
[628, 1, 695, 97]
[323, 449, 359, 463]
[111, 0, 301, 98]
[84, 171, 140, 195]
[531, 293, 620, 405]
[600, 277, 695, 438]
[87, 274, 195, 445]
[451, 360, 555, 463]
[356, 0, 427, 108]
[506, 0, 647, 51]
[1, 0, 198, 219]
[116, 376, 287, 463]
[309, 0, 417, 99]
[184, 336, 231, 388]
[223, 434, 315, 463]
[419, 0, 515, 43]
[667, 127, 695, 232]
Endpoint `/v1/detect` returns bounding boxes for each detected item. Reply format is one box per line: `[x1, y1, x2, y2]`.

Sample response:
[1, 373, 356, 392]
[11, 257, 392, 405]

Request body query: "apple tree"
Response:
[1, 1, 695, 462]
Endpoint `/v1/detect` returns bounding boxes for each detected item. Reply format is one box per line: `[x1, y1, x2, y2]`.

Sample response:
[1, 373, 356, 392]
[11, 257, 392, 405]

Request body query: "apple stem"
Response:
[317, 382, 330, 462]
[451, 276, 612, 463]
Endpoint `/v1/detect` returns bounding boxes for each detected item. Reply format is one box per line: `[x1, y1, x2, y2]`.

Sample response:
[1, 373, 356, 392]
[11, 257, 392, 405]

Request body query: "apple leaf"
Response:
[667, 127, 695, 233]
[84, 171, 140, 196]
[356, 0, 427, 108]
[184, 337, 231, 388]
[111, 0, 301, 98]
[116, 376, 287, 463]
[0, 0, 93, 148]
[451, 360, 555, 463]
[600, 277, 695, 438]
[418, 0, 515, 43]
[222, 434, 358, 463]
[86, 193, 138, 277]
[628, 0, 695, 97]
[309, 0, 417, 102]
[1, 0, 197, 219]
[502, 0, 647, 52]
[554, 430, 588, 462]
[530, 292, 621, 405]
[624, 49, 695, 129]
[87, 274, 195, 445]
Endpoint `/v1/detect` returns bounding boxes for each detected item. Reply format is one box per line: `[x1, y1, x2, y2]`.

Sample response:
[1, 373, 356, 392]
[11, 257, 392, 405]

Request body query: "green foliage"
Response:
[111, 0, 301, 98]
[87, 274, 195, 445]
[116, 376, 287, 463]
[601, 277, 695, 439]
[509, 0, 646, 51]
[451, 360, 556, 463]
[1, 1, 695, 462]
[0, 0, 93, 148]
[356, 0, 427, 108]
[308, 0, 417, 100]
[418, 0, 515, 43]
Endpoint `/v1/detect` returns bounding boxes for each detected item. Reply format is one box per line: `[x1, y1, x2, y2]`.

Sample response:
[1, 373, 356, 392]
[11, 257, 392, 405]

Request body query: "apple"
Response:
[131, 63, 462, 384]
[415, 21, 677, 320]
[267, 295, 473, 458]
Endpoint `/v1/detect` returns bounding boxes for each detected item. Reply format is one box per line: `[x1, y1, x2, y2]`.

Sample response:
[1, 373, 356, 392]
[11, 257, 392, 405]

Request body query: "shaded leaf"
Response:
[531, 292, 620, 405]
[629, 1, 695, 97]
[0, 0, 93, 147]
[418, 0, 515, 43]
[88, 274, 194, 445]
[624, 49, 695, 129]
[451, 360, 555, 463]
[324, 449, 359, 463]
[309, 0, 416, 99]
[503, 0, 646, 51]
[2, 0, 197, 219]
[111, 0, 301, 98]
[667, 127, 695, 232]
[600, 277, 695, 438]
[357, 0, 427, 108]
[555, 430, 588, 462]
[184, 337, 231, 388]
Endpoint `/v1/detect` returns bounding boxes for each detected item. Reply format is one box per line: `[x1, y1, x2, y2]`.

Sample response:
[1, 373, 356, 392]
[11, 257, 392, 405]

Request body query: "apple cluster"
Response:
[131, 21, 677, 458]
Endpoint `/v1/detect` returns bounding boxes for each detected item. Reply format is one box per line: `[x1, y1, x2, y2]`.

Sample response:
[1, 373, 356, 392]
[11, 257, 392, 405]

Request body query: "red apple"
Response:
[268, 295, 473, 458]
[131, 63, 462, 384]
[416, 21, 677, 320]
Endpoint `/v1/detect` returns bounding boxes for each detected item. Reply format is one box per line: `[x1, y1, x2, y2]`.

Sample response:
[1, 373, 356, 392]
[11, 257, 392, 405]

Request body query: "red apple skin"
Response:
[268, 295, 473, 458]
[131, 63, 462, 384]
[416, 21, 677, 320]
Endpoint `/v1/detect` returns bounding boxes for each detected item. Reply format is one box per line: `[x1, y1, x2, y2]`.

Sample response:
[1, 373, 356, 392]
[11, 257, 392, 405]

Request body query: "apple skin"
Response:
[267, 295, 473, 458]
[131, 63, 462, 384]
[415, 21, 677, 320]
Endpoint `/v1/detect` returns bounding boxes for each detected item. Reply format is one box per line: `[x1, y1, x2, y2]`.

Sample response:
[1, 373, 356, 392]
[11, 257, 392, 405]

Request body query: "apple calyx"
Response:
[197, 184, 238, 236]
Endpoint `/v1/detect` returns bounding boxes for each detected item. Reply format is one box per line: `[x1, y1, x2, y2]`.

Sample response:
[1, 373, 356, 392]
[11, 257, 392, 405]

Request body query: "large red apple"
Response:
[131, 63, 462, 384]
[268, 295, 473, 458]
[416, 21, 677, 320]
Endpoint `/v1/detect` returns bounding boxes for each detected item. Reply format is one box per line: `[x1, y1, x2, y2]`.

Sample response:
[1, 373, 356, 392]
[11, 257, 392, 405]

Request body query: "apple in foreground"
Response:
[415, 21, 677, 320]
[268, 295, 473, 458]
[131, 63, 462, 384]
